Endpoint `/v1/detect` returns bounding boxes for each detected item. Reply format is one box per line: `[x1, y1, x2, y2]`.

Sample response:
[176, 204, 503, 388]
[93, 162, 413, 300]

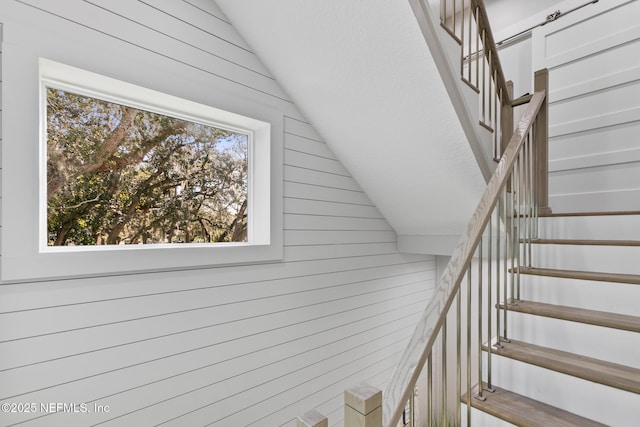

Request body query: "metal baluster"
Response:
[442, 320, 447, 427]
[516, 152, 522, 301]
[482, 29, 486, 123]
[488, 52, 493, 128]
[486, 214, 495, 391]
[475, 5, 480, 89]
[460, 0, 464, 77]
[494, 70, 499, 159]
[522, 136, 529, 269]
[427, 351, 433, 427]
[496, 194, 503, 347]
[468, 1, 473, 84]
[410, 387, 415, 427]
[503, 174, 515, 342]
[453, 0, 457, 35]
[475, 240, 485, 401]
[456, 289, 461, 427]
[509, 168, 516, 306]
[527, 132, 533, 268]
[531, 123, 540, 239]
[466, 267, 472, 427]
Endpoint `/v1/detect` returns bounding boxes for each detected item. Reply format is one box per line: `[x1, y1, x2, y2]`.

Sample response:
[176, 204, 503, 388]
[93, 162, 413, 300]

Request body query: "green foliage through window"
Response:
[46, 88, 248, 246]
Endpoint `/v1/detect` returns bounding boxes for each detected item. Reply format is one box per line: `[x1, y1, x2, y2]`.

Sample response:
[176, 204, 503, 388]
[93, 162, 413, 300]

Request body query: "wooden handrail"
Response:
[441, 0, 516, 158]
[471, 0, 510, 100]
[382, 90, 546, 427]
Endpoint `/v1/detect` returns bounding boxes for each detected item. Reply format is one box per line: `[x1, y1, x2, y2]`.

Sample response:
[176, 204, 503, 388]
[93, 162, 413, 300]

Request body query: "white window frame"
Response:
[1, 55, 283, 282]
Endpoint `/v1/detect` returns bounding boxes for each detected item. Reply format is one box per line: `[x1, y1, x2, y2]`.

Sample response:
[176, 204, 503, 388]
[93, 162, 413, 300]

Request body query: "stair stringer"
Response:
[408, 0, 495, 183]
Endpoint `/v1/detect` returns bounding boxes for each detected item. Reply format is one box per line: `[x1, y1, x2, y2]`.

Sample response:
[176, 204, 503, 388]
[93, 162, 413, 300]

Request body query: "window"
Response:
[45, 86, 250, 247]
[0, 57, 283, 282]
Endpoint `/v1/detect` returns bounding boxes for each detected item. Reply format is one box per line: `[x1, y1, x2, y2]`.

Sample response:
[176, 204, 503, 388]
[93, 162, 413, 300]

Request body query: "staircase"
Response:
[466, 212, 640, 426]
[296, 1, 640, 425]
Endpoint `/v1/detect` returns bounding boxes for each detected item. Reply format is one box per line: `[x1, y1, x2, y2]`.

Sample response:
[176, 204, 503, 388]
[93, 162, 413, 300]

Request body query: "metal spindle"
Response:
[482, 29, 486, 122]
[453, 0, 457, 35]
[531, 126, 540, 239]
[522, 137, 529, 268]
[496, 194, 503, 347]
[476, 240, 485, 400]
[486, 214, 494, 390]
[427, 352, 433, 427]
[475, 6, 480, 88]
[494, 71, 499, 157]
[460, 0, 465, 77]
[466, 268, 472, 427]
[516, 153, 522, 301]
[502, 182, 513, 342]
[488, 52, 493, 127]
[468, 2, 473, 84]
[509, 169, 516, 306]
[409, 387, 415, 427]
[456, 290, 461, 427]
[442, 320, 447, 427]
[527, 133, 533, 268]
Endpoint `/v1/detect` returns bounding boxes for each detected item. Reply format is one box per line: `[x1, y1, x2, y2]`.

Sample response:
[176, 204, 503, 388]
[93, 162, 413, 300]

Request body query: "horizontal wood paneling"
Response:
[183, 0, 230, 24]
[3, 0, 305, 120]
[549, 121, 640, 161]
[533, 0, 640, 212]
[549, 147, 640, 172]
[0, 2, 434, 426]
[88, 0, 272, 77]
[285, 165, 362, 192]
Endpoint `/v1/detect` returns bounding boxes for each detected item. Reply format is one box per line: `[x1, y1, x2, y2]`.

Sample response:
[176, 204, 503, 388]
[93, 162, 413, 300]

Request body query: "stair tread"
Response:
[540, 210, 640, 217]
[488, 339, 640, 394]
[517, 266, 640, 284]
[530, 238, 640, 246]
[499, 300, 640, 332]
[462, 383, 607, 427]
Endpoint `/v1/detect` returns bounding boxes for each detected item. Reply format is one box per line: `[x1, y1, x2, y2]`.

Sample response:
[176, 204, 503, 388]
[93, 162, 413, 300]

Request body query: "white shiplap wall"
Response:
[0, 1, 435, 426]
[532, 0, 640, 212]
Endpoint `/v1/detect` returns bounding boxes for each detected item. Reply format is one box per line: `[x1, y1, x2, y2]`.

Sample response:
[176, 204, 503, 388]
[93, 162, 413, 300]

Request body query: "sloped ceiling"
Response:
[216, 0, 487, 239]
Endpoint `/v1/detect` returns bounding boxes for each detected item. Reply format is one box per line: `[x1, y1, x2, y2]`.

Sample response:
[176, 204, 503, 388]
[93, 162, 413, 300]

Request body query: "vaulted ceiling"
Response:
[215, 0, 566, 244]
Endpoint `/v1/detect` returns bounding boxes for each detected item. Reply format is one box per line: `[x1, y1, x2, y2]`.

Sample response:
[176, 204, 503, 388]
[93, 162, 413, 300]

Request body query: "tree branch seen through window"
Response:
[46, 88, 248, 246]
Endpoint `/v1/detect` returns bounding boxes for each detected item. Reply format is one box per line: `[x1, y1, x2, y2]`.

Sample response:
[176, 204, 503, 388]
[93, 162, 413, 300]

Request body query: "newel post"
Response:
[344, 383, 382, 427]
[297, 409, 328, 427]
[500, 80, 514, 156]
[534, 68, 552, 215]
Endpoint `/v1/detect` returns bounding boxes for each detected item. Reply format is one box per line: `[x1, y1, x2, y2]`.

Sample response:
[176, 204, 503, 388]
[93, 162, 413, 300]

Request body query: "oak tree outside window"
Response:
[46, 87, 249, 247]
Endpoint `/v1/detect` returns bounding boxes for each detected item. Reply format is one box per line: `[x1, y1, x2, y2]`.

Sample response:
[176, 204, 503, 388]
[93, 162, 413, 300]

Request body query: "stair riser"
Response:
[487, 354, 640, 427]
[501, 311, 640, 369]
[517, 275, 640, 316]
[530, 244, 640, 275]
[539, 215, 640, 240]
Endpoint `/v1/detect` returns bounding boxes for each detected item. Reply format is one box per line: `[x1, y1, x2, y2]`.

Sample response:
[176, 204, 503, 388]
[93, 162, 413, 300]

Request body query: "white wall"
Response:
[0, 1, 434, 426]
[487, 0, 640, 213]
[532, 0, 640, 212]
